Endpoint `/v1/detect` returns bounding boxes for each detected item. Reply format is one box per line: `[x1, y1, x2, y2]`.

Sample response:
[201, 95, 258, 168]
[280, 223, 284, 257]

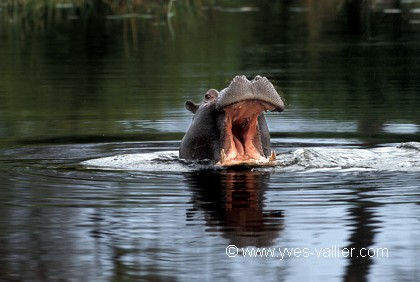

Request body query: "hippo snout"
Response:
[179, 75, 285, 167]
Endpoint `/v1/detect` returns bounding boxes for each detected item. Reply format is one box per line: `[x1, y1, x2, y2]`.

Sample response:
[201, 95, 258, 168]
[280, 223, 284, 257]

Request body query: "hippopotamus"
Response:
[179, 75, 285, 166]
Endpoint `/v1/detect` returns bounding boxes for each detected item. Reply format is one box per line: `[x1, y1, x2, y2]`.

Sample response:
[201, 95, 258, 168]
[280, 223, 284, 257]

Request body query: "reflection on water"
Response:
[186, 170, 284, 247]
[1, 0, 420, 146]
[0, 143, 420, 281]
[344, 201, 378, 282]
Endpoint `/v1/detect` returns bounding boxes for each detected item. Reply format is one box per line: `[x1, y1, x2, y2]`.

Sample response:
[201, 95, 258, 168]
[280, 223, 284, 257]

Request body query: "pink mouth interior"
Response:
[220, 100, 276, 165]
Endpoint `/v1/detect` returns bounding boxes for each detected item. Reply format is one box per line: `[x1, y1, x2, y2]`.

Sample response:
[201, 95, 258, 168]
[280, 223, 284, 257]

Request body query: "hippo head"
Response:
[179, 75, 285, 166]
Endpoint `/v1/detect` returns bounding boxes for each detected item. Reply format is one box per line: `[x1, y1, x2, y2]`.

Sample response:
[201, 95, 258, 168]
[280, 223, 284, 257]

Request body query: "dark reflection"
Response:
[343, 186, 381, 282]
[185, 169, 284, 247]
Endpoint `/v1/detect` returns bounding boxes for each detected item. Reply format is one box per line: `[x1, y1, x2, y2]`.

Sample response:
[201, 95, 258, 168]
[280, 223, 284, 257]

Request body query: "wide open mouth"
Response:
[218, 100, 277, 166]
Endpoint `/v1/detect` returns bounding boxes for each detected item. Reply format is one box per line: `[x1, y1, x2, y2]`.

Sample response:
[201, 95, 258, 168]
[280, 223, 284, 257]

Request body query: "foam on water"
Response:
[81, 142, 420, 172]
[82, 151, 189, 172]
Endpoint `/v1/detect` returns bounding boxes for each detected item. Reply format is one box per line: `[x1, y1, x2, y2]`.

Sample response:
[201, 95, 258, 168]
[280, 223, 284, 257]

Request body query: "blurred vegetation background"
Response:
[2, 0, 420, 39]
[1, 0, 420, 145]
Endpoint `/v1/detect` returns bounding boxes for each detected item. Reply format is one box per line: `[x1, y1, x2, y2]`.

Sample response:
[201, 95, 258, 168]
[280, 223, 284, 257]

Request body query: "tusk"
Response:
[269, 151, 277, 162]
[220, 149, 227, 164]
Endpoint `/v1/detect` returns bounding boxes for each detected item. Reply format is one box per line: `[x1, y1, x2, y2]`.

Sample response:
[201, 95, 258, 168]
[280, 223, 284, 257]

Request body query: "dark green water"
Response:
[1, 1, 420, 281]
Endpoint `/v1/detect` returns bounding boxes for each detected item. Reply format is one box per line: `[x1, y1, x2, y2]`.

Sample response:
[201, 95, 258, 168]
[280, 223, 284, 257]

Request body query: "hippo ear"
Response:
[185, 100, 199, 114]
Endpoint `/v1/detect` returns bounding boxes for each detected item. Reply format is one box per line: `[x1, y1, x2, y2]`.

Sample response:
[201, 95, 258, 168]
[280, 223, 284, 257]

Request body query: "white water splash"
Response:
[81, 142, 420, 172]
[279, 142, 420, 172]
[81, 151, 189, 172]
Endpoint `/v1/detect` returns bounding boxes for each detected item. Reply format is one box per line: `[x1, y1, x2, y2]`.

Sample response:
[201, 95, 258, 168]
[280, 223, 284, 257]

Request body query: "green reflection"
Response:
[1, 0, 420, 147]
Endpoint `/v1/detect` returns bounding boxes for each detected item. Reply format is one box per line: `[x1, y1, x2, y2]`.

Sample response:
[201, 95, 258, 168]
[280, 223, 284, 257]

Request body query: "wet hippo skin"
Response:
[179, 75, 285, 166]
